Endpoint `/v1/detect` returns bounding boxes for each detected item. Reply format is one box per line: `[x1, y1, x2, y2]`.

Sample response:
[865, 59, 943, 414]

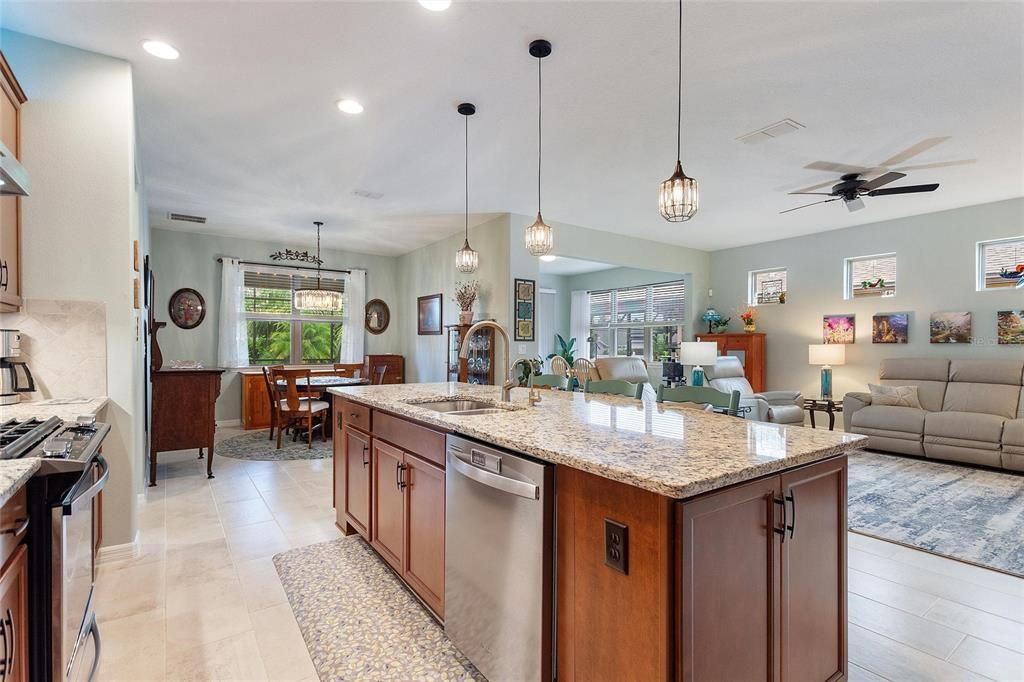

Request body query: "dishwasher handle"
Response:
[449, 451, 540, 500]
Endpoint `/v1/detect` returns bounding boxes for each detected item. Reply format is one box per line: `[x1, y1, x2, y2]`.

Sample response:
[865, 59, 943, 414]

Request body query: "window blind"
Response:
[589, 280, 686, 326]
[243, 268, 344, 317]
[615, 286, 647, 323]
[849, 254, 896, 298]
[649, 281, 686, 323]
[590, 290, 613, 326]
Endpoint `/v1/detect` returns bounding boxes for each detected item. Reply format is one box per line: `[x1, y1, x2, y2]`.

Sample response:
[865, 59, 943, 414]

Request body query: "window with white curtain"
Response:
[977, 236, 1024, 290]
[588, 280, 685, 362]
[242, 269, 344, 365]
[845, 253, 896, 299]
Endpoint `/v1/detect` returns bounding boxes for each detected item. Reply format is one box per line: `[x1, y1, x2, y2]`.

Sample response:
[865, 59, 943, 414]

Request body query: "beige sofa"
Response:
[844, 358, 1024, 471]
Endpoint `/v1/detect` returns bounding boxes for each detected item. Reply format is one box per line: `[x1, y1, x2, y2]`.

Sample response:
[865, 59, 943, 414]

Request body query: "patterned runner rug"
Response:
[848, 450, 1024, 577]
[273, 537, 483, 681]
[217, 429, 332, 461]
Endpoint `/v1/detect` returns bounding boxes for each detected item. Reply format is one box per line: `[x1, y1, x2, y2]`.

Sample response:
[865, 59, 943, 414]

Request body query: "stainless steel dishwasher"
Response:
[445, 434, 553, 682]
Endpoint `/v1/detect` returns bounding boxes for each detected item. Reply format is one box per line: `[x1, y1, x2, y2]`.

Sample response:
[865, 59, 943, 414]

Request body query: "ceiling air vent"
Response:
[737, 118, 805, 145]
[352, 189, 384, 200]
[167, 212, 207, 224]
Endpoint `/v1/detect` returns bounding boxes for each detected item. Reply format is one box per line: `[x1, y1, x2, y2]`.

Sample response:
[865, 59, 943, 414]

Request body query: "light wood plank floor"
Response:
[94, 428, 1024, 681]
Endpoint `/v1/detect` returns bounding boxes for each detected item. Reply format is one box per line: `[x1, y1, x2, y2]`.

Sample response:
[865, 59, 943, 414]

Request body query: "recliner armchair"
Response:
[703, 356, 804, 424]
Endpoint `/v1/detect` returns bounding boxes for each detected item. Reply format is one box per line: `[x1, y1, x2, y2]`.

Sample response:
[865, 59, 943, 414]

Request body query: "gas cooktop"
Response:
[0, 415, 109, 466]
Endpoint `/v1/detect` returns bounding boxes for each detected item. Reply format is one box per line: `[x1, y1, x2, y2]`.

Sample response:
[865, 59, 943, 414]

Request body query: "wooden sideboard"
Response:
[696, 332, 766, 393]
[150, 368, 224, 485]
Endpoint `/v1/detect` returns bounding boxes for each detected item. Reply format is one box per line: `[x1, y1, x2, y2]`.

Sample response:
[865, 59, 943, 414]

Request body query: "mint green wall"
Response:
[708, 198, 1024, 419]
[150, 228, 402, 420]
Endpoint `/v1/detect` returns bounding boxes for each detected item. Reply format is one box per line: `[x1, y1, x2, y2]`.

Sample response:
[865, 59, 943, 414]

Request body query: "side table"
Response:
[803, 398, 843, 430]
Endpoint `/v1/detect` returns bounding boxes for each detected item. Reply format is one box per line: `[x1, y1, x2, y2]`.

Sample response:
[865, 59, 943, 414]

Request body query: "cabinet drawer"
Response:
[373, 411, 446, 467]
[0, 486, 27, 570]
[342, 400, 371, 433]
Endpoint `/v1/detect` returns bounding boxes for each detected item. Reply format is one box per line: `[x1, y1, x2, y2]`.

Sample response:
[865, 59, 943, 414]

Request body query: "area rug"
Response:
[217, 430, 332, 461]
[273, 537, 483, 681]
[848, 450, 1024, 577]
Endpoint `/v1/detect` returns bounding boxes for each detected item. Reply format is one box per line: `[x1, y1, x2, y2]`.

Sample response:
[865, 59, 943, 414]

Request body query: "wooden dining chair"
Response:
[657, 384, 741, 416]
[333, 362, 363, 378]
[261, 365, 285, 441]
[550, 355, 570, 378]
[372, 365, 387, 385]
[572, 358, 597, 390]
[273, 368, 330, 449]
[584, 378, 644, 399]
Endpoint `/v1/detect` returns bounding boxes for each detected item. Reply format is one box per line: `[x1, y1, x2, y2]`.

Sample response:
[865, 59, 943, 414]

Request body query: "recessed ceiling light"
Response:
[539, 255, 558, 262]
[337, 99, 364, 114]
[419, 0, 451, 10]
[142, 40, 179, 60]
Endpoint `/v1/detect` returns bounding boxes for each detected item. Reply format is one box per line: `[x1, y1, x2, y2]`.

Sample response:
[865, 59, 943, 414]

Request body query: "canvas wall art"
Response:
[930, 311, 971, 344]
[872, 313, 909, 344]
[514, 278, 535, 341]
[823, 314, 855, 344]
[997, 310, 1024, 345]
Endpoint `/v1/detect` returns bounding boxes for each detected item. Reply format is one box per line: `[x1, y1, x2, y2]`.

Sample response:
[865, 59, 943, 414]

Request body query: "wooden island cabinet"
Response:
[332, 394, 848, 681]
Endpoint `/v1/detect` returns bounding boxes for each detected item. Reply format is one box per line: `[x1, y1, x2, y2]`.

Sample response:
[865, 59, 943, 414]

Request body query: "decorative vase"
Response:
[744, 322, 756, 333]
[459, 310, 474, 325]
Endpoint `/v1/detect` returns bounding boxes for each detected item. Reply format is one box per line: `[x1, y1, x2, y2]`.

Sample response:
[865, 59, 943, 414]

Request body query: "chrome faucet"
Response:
[459, 320, 517, 402]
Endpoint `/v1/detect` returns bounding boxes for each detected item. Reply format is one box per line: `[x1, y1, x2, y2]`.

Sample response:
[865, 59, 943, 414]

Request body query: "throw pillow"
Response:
[868, 384, 922, 408]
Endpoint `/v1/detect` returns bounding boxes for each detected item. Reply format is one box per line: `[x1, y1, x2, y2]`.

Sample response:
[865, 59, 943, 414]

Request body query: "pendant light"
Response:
[524, 39, 554, 257]
[659, 0, 699, 222]
[455, 103, 479, 273]
[293, 221, 342, 312]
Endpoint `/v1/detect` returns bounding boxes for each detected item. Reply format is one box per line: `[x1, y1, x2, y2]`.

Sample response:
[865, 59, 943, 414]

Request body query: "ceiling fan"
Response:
[780, 171, 939, 214]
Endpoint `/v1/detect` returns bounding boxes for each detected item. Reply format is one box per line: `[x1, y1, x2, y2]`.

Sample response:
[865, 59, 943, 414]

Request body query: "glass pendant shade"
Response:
[525, 212, 554, 257]
[455, 239, 479, 273]
[294, 288, 342, 313]
[659, 161, 699, 222]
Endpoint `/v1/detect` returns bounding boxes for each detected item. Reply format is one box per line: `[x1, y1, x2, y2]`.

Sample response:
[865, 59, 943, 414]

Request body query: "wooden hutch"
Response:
[696, 332, 766, 393]
[446, 323, 495, 384]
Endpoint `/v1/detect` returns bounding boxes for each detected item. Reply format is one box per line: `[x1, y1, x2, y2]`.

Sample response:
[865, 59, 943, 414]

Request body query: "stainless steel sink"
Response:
[410, 399, 521, 416]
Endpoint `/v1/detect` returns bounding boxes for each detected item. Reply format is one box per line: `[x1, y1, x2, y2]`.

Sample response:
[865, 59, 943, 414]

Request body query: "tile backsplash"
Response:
[0, 299, 107, 399]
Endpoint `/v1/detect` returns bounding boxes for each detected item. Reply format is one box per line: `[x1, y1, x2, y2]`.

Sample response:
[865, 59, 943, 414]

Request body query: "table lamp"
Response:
[808, 344, 845, 400]
[679, 341, 719, 387]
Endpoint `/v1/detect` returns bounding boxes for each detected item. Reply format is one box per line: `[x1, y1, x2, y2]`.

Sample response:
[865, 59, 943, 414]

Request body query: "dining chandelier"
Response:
[659, 0, 699, 222]
[293, 221, 342, 312]
[524, 39, 554, 257]
[455, 102, 480, 273]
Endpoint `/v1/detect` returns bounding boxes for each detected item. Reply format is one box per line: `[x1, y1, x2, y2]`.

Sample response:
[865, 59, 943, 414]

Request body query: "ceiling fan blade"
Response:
[845, 197, 865, 212]
[788, 192, 834, 196]
[804, 161, 870, 174]
[868, 183, 939, 196]
[779, 198, 840, 214]
[860, 171, 907, 191]
[789, 179, 838, 194]
[878, 137, 950, 167]
[892, 159, 975, 172]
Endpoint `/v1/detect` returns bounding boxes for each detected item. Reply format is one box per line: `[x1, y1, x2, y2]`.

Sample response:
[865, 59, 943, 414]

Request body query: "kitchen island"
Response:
[329, 382, 865, 682]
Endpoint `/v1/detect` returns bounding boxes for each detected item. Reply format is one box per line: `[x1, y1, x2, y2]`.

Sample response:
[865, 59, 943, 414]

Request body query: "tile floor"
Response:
[94, 427, 1024, 681]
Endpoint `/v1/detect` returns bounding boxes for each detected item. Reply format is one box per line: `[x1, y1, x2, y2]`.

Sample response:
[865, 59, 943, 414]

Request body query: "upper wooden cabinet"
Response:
[0, 51, 26, 313]
[696, 332, 766, 393]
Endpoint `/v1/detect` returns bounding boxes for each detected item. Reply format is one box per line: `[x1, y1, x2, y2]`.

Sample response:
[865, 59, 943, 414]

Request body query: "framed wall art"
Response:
[930, 311, 972, 344]
[997, 310, 1024, 345]
[417, 293, 443, 335]
[871, 313, 909, 344]
[514, 278, 535, 341]
[822, 314, 855, 344]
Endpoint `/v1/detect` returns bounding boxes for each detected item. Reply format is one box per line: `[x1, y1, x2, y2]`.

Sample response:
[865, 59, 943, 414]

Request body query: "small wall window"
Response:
[977, 236, 1024, 290]
[845, 253, 896, 299]
[749, 268, 787, 305]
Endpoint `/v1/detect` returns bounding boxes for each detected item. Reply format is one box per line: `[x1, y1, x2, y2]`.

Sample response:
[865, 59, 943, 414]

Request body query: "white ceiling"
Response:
[539, 255, 616, 276]
[3, 1, 1022, 256]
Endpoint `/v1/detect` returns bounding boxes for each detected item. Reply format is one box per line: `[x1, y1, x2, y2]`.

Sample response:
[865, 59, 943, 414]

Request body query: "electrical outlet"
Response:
[604, 518, 628, 575]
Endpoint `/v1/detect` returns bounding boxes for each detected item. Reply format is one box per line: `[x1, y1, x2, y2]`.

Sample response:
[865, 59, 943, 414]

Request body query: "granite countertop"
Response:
[0, 397, 109, 506]
[329, 383, 866, 499]
[0, 396, 109, 423]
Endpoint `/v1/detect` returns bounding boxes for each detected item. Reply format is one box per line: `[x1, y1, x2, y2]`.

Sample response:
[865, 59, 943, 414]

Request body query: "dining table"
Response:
[275, 375, 371, 437]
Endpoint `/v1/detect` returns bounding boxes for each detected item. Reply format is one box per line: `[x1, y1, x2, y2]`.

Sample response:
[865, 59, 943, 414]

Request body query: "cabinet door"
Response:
[780, 457, 847, 682]
[242, 375, 271, 430]
[678, 475, 781, 682]
[403, 453, 445, 617]
[0, 544, 28, 682]
[371, 440, 405, 572]
[0, 195, 18, 309]
[343, 427, 371, 539]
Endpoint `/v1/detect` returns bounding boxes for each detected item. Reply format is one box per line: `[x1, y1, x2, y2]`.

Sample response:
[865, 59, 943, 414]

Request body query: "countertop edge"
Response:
[0, 459, 40, 507]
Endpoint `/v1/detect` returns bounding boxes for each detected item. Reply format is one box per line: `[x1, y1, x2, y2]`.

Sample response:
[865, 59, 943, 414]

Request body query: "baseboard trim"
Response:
[97, 532, 140, 564]
[216, 418, 242, 428]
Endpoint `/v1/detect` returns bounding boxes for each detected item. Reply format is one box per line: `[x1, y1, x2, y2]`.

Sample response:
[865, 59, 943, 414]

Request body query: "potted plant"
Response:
[545, 334, 576, 365]
[516, 357, 543, 387]
[453, 280, 479, 325]
[740, 307, 758, 333]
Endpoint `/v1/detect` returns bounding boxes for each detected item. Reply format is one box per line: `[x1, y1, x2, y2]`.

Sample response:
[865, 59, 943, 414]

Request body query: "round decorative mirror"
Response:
[365, 299, 390, 335]
[168, 288, 206, 329]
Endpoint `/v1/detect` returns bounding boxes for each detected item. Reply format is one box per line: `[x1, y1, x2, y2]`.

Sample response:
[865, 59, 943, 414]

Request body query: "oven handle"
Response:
[85, 616, 101, 682]
[61, 454, 109, 516]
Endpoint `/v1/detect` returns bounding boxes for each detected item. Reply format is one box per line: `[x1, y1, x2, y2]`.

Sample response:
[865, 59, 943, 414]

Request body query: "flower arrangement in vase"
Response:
[454, 280, 479, 325]
[740, 307, 758, 333]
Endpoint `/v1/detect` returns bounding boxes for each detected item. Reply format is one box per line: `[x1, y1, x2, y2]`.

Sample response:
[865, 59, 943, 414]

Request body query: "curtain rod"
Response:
[216, 258, 351, 275]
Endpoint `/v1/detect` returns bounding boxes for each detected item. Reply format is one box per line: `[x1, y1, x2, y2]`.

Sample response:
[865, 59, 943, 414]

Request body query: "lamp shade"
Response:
[679, 341, 718, 367]
[808, 344, 845, 366]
